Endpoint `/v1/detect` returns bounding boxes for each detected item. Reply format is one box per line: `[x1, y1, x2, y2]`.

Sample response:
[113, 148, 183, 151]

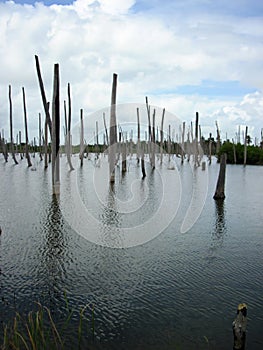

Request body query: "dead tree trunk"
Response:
[215, 121, 221, 155]
[0, 131, 8, 162]
[244, 126, 248, 166]
[51, 63, 60, 195]
[35, 55, 52, 138]
[80, 109, 84, 167]
[152, 109, 156, 169]
[145, 96, 152, 165]
[136, 107, 140, 164]
[109, 73, 118, 183]
[160, 108, 165, 165]
[39, 113, 43, 161]
[232, 138, 237, 164]
[208, 132, 212, 165]
[121, 135, 127, 173]
[103, 112, 109, 147]
[141, 144, 146, 179]
[213, 153, 227, 200]
[181, 121, 185, 164]
[232, 303, 247, 350]
[64, 83, 74, 171]
[8, 85, 18, 165]
[22, 87, 32, 167]
[44, 117, 48, 169]
[194, 112, 199, 167]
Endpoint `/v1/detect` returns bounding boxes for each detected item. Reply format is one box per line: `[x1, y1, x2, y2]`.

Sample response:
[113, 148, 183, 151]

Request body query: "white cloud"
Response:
[0, 0, 262, 144]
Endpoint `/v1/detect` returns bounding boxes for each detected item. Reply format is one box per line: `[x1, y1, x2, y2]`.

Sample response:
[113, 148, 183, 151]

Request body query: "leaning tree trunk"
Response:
[109, 73, 118, 183]
[22, 87, 32, 167]
[35, 55, 52, 138]
[51, 63, 60, 195]
[9, 85, 18, 165]
[213, 153, 227, 200]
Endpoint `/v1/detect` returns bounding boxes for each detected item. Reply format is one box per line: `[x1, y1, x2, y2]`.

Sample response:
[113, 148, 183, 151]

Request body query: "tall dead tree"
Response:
[51, 64, 60, 195]
[145, 96, 152, 164]
[194, 112, 199, 167]
[44, 117, 48, 169]
[160, 108, 165, 165]
[244, 126, 248, 166]
[213, 153, 227, 200]
[0, 131, 8, 162]
[35, 55, 52, 138]
[64, 83, 74, 171]
[181, 121, 185, 164]
[8, 85, 18, 165]
[103, 112, 109, 146]
[136, 107, 140, 164]
[109, 73, 118, 183]
[39, 113, 43, 161]
[152, 109, 156, 169]
[215, 121, 221, 155]
[232, 138, 237, 164]
[22, 87, 32, 167]
[79, 109, 85, 167]
[208, 133, 212, 165]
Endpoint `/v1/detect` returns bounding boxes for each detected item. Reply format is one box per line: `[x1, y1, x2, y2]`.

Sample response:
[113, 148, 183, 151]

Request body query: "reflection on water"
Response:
[0, 157, 263, 349]
[214, 199, 227, 239]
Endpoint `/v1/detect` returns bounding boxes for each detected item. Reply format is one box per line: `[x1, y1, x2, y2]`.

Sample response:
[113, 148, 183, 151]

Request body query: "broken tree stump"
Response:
[213, 153, 227, 200]
[232, 303, 247, 350]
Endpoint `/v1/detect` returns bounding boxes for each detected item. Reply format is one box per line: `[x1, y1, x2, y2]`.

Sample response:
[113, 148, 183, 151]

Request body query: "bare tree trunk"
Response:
[232, 138, 236, 164]
[121, 137, 127, 173]
[141, 144, 146, 179]
[194, 111, 199, 167]
[103, 112, 109, 146]
[181, 121, 185, 164]
[209, 132, 212, 165]
[8, 85, 18, 165]
[136, 107, 140, 164]
[213, 153, 226, 200]
[22, 87, 32, 167]
[152, 109, 156, 169]
[64, 83, 74, 171]
[244, 126, 248, 166]
[145, 96, 152, 165]
[109, 73, 117, 183]
[232, 303, 247, 350]
[19, 130, 23, 159]
[160, 108, 165, 165]
[215, 121, 221, 155]
[35, 55, 52, 138]
[168, 124, 171, 163]
[44, 117, 48, 169]
[39, 113, 43, 161]
[0, 131, 8, 162]
[51, 63, 60, 195]
[80, 109, 84, 167]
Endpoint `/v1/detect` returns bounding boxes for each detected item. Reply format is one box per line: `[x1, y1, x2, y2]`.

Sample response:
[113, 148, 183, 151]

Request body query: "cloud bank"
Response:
[0, 0, 262, 143]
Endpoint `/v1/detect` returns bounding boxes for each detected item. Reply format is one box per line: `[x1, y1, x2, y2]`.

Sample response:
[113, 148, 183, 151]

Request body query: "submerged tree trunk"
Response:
[181, 121, 185, 164]
[136, 107, 140, 164]
[44, 117, 48, 169]
[109, 73, 118, 183]
[51, 64, 60, 195]
[141, 145, 146, 179]
[208, 132, 212, 165]
[22, 87, 32, 167]
[151, 109, 156, 169]
[194, 112, 199, 167]
[39, 113, 43, 161]
[213, 153, 227, 200]
[9, 85, 18, 165]
[103, 112, 109, 147]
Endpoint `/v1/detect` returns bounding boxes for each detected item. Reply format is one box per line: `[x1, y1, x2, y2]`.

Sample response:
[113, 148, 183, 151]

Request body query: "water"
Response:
[0, 154, 262, 349]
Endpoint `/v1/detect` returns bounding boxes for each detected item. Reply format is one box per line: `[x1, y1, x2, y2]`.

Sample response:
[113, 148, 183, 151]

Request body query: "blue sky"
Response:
[0, 0, 262, 142]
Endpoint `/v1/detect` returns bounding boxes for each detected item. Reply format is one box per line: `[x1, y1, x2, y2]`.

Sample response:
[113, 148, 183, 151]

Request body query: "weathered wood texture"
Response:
[22, 87, 32, 167]
[232, 303, 247, 350]
[109, 73, 118, 183]
[51, 64, 60, 194]
[213, 153, 227, 200]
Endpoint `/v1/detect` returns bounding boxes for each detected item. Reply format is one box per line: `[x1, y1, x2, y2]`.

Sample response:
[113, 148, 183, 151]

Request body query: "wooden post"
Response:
[213, 153, 227, 200]
[8, 85, 18, 165]
[51, 63, 60, 195]
[109, 73, 118, 183]
[22, 87, 32, 167]
[232, 303, 247, 350]
[244, 126, 248, 166]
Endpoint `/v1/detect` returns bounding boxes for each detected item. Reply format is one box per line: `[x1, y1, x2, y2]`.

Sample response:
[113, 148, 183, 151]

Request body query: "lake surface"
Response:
[0, 153, 262, 349]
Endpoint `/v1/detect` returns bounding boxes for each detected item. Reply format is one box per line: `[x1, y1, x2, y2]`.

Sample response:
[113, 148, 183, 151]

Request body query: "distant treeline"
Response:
[218, 141, 263, 165]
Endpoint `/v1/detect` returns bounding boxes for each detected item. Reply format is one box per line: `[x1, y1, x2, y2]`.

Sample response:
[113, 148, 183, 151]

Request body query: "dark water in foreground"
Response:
[0, 154, 262, 349]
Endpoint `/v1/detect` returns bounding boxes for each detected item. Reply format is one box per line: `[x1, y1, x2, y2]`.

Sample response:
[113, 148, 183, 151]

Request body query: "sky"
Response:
[0, 0, 263, 145]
